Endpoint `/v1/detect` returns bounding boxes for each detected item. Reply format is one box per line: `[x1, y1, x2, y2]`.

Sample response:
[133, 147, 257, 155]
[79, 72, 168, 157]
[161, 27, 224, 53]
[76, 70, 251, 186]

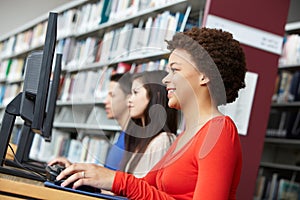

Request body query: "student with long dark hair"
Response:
[120, 70, 178, 177]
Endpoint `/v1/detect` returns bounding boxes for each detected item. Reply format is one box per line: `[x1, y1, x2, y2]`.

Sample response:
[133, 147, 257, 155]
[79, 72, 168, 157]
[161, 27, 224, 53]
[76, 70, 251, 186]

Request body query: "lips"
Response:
[167, 88, 175, 98]
[128, 105, 133, 109]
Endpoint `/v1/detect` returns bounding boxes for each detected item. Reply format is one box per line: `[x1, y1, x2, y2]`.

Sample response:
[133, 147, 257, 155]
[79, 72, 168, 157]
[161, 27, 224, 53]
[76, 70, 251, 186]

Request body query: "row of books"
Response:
[57, 37, 101, 71]
[29, 129, 116, 164]
[0, 101, 118, 133]
[59, 66, 112, 102]
[0, 83, 23, 106]
[57, 9, 192, 71]
[0, 57, 168, 108]
[279, 34, 300, 67]
[254, 172, 300, 200]
[0, 20, 48, 58]
[0, 58, 24, 82]
[266, 108, 300, 139]
[58, 59, 167, 103]
[0, 0, 188, 60]
[64, 0, 182, 36]
[0, 9, 191, 76]
[272, 71, 300, 103]
[99, 9, 192, 64]
[53, 105, 118, 127]
[58, 0, 111, 38]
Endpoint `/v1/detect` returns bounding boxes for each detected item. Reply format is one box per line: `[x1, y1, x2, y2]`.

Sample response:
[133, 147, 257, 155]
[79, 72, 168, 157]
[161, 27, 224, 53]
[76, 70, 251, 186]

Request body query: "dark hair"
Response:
[166, 27, 247, 105]
[110, 73, 132, 95]
[120, 70, 178, 173]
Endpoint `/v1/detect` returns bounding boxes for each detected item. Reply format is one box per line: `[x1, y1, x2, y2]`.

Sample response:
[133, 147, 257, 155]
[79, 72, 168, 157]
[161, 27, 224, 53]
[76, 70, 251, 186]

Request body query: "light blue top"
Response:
[104, 131, 126, 170]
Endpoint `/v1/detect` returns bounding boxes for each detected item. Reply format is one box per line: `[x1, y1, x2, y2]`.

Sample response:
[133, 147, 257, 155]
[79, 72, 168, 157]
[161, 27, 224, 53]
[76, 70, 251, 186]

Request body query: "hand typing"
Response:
[56, 163, 116, 191]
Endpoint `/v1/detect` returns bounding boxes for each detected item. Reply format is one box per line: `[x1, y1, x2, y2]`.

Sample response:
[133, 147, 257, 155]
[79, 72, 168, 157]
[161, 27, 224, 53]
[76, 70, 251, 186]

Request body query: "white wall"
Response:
[0, 0, 71, 37]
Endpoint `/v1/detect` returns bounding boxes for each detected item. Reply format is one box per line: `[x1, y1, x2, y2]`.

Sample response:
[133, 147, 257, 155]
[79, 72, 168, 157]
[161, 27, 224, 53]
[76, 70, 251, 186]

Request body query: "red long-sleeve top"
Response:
[112, 116, 242, 200]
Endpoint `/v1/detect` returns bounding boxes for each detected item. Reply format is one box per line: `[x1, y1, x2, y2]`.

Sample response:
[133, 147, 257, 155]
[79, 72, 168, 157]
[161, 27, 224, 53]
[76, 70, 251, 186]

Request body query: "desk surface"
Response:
[0, 146, 109, 200]
[0, 175, 103, 200]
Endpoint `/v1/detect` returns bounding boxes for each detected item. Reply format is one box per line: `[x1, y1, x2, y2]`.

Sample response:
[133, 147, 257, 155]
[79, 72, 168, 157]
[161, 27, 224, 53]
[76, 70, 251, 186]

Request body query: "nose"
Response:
[128, 94, 132, 103]
[104, 96, 109, 105]
[162, 72, 171, 85]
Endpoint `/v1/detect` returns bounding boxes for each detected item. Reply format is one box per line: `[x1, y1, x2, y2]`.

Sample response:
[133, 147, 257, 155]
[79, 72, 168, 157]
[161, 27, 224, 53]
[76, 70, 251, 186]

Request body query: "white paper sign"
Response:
[219, 72, 258, 136]
[206, 15, 283, 55]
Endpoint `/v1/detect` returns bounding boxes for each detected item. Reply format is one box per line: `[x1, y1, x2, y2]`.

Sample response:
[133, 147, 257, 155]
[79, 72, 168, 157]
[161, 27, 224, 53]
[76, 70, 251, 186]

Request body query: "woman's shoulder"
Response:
[207, 116, 237, 130]
[196, 116, 241, 159]
[200, 116, 238, 139]
[147, 132, 176, 149]
[155, 132, 176, 141]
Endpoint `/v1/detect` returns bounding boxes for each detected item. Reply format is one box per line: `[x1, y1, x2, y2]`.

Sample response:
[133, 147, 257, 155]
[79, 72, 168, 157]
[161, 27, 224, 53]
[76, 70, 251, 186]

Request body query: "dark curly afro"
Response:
[166, 27, 247, 105]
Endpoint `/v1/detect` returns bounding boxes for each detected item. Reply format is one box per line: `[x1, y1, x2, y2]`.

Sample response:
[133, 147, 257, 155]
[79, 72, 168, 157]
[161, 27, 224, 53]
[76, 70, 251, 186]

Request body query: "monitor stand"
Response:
[5, 122, 47, 174]
[0, 93, 45, 182]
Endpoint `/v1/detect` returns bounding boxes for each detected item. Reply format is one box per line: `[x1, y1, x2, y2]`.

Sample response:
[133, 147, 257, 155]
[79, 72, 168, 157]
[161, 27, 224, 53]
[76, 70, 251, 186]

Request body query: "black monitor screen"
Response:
[20, 12, 60, 141]
[0, 12, 62, 177]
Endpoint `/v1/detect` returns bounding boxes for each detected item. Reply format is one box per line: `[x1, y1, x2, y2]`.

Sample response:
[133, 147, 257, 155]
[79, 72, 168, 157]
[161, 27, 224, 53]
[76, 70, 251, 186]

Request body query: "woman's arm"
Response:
[112, 171, 176, 200]
[193, 120, 242, 200]
[56, 162, 176, 199]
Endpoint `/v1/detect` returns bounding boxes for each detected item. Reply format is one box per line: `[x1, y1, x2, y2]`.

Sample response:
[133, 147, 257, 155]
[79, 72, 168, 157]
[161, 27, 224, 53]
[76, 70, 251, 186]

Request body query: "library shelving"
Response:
[0, 0, 202, 169]
[255, 21, 300, 199]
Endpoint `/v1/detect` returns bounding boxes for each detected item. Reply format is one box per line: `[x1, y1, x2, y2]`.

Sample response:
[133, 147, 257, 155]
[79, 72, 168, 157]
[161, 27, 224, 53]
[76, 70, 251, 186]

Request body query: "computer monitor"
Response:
[0, 12, 61, 181]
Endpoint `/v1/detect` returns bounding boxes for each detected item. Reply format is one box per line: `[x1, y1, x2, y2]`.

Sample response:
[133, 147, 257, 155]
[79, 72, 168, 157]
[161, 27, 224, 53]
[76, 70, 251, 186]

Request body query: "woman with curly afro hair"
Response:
[55, 27, 247, 200]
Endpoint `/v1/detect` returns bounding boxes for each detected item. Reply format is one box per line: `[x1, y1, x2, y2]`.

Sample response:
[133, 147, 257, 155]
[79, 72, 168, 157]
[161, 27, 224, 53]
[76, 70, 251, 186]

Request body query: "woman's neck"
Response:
[117, 113, 130, 131]
[182, 94, 221, 132]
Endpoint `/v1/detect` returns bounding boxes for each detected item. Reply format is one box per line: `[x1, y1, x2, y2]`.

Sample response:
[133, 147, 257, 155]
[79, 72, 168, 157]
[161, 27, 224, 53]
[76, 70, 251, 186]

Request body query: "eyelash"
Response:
[170, 67, 177, 73]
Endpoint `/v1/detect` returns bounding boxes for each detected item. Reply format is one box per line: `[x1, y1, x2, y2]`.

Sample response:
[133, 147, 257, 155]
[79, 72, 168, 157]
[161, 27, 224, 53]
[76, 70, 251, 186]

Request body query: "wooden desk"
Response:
[0, 145, 109, 199]
[0, 175, 103, 200]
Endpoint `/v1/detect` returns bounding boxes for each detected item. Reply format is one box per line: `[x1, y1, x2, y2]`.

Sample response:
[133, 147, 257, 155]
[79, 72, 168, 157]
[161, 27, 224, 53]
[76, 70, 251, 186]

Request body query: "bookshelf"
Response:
[0, 0, 202, 168]
[255, 20, 300, 199]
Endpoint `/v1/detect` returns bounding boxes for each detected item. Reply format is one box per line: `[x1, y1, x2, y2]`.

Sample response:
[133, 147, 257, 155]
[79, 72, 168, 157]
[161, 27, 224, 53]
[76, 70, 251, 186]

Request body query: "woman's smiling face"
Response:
[163, 48, 202, 110]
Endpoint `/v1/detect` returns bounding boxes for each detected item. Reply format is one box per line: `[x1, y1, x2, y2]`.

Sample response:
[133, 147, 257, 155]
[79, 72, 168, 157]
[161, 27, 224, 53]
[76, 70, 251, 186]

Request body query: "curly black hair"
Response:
[166, 27, 247, 105]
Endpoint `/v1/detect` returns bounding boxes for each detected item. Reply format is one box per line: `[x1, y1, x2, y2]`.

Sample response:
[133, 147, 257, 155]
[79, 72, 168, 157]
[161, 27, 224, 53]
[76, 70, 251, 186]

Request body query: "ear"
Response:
[199, 74, 209, 85]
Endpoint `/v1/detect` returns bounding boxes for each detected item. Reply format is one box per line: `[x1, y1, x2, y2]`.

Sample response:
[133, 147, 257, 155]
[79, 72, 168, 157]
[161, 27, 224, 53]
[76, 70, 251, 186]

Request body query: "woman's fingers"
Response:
[56, 163, 82, 180]
[55, 163, 115, 191]
[60, 171, 84, 188]
[48, 157, 72, 167]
